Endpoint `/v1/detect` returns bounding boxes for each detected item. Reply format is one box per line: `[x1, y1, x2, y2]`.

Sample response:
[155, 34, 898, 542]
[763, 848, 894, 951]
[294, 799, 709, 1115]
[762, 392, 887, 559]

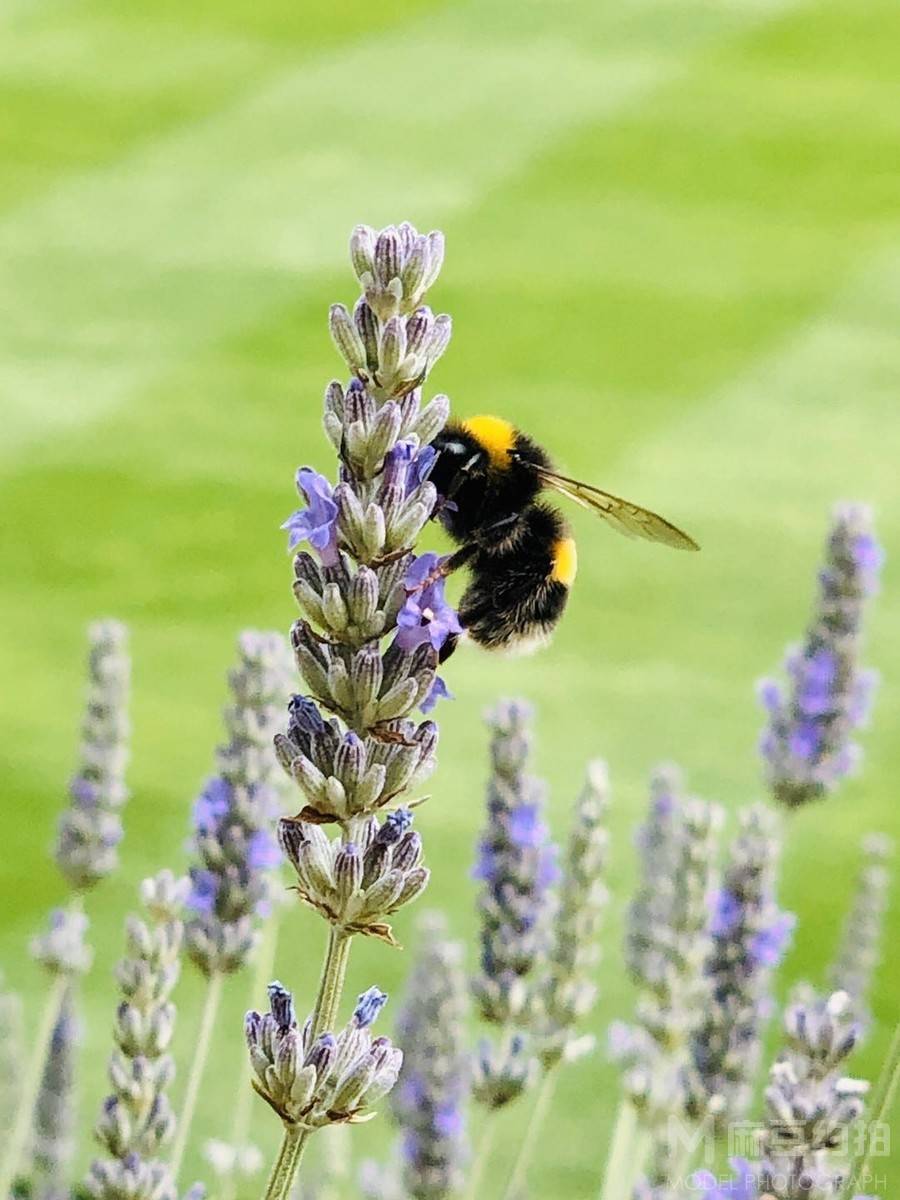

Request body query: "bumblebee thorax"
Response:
[461, 415, 517, 468]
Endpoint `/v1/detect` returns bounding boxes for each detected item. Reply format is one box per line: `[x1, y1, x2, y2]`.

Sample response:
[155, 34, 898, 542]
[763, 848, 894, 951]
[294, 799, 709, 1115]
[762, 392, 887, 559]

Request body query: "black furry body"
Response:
[429, 421, 574, 654]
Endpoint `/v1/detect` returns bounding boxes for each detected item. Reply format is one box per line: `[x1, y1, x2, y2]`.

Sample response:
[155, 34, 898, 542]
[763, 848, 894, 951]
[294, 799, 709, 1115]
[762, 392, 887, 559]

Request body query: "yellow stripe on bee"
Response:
[550, 536, 578, 587]
[462, 414, 517, 468]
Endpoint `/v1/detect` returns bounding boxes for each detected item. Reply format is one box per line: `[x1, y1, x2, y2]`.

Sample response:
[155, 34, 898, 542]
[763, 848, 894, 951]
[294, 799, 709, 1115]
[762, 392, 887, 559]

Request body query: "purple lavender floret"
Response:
[695, 1158, 757, 1199]
[396, 554, 462, 652]
[759, 504, 883, 808]
[383, 440, 438, 496]
[282, 467, 340, 564]
[691, 804, 794, 1129]
[420, 675, 452, 713]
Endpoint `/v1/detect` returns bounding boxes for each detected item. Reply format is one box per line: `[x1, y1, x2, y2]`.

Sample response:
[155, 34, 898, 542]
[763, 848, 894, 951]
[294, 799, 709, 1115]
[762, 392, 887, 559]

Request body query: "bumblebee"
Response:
[427, 415, 699, 656]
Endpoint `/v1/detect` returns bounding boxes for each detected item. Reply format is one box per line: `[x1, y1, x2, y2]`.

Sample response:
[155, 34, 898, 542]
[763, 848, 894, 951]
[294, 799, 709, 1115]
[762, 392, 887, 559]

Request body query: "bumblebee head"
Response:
[429, 416, 552, 536]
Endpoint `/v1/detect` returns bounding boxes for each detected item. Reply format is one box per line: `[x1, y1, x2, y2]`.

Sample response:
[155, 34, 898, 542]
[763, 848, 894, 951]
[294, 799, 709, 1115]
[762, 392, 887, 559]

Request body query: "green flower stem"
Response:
[0, 971, 68, 1200]
[259, 926, 355, 1200]
[311, 927, 353, 1040]
[842, 1018, 900, 1199]
[171, 970, 225, 1180]
[222, 912, 283, 1200]
[465, 1114, 499, 1200]
[598, 1099, 640, 1200]
[262, 1124, 306, 1200]
[502, 1068, 558, 1200]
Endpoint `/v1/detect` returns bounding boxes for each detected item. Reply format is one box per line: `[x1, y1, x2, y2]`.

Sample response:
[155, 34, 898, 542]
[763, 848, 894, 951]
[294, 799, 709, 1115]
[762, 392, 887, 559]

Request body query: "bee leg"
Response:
[438, 632, 460, 663]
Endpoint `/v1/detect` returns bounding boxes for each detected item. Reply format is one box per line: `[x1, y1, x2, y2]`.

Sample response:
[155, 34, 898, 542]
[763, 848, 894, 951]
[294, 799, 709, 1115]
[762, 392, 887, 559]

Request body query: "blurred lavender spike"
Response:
[391, 913, 470, 1200]
[471, 700, 558, 1112]
[472, 700, 559, 1029]
[698, 991, 873, 1200]
[690, 803, 796, 1130]
[30, 984, 78, 1200]
[86, 870, 189, 1200]
[184, 630, 293, 977]
[759, 503, 883, 808]
[829, 833, 893, 1028]
[536, 759, 610, 1069]
[615, 766, 723, 1185]
[55, 620, 131, 892]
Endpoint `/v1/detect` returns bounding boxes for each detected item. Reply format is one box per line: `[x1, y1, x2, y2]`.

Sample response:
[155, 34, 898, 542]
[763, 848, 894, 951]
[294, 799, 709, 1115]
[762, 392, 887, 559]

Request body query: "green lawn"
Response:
[1, 0, 899, 1195]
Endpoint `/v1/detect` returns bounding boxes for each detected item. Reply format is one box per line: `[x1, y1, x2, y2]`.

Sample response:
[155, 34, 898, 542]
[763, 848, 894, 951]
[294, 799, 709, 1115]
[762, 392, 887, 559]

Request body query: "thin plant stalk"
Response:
[0, 973, 68, 1199]
[842, 1018, 900, 1199]
[262, 1126, 305, 1200]
[598, 1099, 639, 1200]
[465, 1115, 499, 1200]
[222, 912, 283, 1200]
[311, 928, 352, 1040]
[502, 1068, 559, 1200]
[171, 970, 225, 1179]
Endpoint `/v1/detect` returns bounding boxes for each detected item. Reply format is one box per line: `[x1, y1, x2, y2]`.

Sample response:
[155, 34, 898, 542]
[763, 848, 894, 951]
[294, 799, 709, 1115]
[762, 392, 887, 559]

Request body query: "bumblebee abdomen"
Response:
[550, 536, 578, 587]
[458, 504, 575, 653]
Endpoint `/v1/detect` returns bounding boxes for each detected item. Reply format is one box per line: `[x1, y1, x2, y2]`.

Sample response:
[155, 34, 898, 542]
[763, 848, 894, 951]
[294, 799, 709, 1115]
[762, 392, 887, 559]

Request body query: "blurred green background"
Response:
[1, 0, 898, 1194]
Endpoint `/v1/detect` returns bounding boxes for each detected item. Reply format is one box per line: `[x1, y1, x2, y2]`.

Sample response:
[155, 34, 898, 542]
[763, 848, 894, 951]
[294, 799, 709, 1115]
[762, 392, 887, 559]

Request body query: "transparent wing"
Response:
[535, 467, 700, 551]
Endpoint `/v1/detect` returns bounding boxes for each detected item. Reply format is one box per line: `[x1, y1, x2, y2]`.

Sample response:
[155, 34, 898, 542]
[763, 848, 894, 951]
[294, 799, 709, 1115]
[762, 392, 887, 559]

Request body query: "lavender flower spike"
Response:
[829, 833, 893, 1027]
[535, 760, 610, 1069]
[30, 985, 77, 1200]
[258, 223, 454, 1196]
[699, 991, 874, 1200]
[86, 870, 189, 1200]
[472, 700, 559, 1028]
[55, 620, 131, 891]
[185, 631, 292, 976]
[470, 700, 558, 1113]
[759, 503, 883, 808]
[391, 914, 470, 1200]
[690, 803, 795, 1130]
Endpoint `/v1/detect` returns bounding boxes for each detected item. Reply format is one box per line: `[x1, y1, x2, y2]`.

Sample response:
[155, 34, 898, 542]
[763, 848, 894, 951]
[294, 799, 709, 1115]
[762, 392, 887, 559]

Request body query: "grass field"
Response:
[2, 0, 899, 1195]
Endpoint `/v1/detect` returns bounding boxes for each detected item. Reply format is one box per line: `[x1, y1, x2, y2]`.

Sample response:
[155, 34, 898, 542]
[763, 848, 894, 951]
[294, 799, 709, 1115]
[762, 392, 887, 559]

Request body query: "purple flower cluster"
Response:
[185, 632, 292, 977]
[472, 701, 559, 1029]
[244, 981, 403, 1130]
[691, 804, 795, 1128]
[759, 504, 883, 807]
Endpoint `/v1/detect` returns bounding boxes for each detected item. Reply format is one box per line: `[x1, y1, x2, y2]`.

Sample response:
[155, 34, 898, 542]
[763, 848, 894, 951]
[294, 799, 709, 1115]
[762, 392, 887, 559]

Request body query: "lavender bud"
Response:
[350, 224, 376, 282]
[330, 302, 367, 373]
